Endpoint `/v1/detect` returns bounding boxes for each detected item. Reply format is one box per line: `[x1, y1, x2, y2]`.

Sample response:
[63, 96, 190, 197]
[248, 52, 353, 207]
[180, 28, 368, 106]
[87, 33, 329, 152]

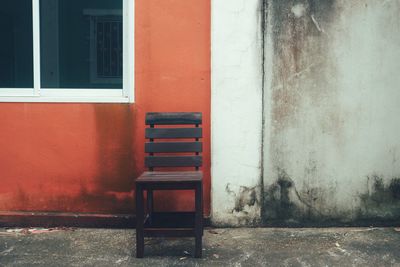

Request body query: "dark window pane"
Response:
[0, 0, 33, 88]
[40, 0, 123, 89]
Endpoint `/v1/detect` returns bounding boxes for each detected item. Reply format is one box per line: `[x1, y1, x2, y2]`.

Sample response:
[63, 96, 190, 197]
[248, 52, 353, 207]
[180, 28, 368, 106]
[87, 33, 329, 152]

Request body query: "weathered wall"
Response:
[263, 0, 400, 225]
[211, 0, 400, 226]
[0, 0, 211, 216]
[211, 0, 263, 226]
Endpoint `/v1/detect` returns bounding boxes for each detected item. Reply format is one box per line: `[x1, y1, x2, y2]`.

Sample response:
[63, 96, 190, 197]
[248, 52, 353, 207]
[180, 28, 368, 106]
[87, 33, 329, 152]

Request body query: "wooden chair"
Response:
[135, 112, 203, 258]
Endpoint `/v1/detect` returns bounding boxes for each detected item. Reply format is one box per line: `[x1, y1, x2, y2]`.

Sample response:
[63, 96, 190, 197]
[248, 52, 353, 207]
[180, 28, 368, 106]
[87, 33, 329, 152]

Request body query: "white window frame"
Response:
[0, 0, 134, 103]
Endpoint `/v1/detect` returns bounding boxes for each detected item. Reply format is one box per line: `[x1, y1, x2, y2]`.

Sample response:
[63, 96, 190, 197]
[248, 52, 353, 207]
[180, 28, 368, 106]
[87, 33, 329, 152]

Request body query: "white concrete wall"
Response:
[263, 0, 400, 225]
[211, 0, 263, 226]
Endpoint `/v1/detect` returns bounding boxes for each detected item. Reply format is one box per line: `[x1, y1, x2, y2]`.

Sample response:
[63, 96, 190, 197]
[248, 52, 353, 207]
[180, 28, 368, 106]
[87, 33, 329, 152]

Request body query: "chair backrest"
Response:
[145, 112, 202, 171]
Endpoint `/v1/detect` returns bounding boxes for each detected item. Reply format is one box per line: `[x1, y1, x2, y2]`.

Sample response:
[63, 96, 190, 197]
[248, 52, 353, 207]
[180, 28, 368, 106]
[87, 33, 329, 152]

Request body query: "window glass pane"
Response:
[0, 0, 33, 88]
[40, 0, 123, 89]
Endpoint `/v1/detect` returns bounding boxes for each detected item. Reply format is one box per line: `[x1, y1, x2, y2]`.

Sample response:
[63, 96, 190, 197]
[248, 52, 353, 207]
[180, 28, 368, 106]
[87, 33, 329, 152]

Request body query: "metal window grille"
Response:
[95, 17, 122, 79]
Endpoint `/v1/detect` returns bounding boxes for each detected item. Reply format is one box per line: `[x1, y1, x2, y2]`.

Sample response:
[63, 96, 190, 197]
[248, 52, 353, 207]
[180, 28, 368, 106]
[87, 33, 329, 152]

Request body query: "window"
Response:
[0, 0, 134, 103]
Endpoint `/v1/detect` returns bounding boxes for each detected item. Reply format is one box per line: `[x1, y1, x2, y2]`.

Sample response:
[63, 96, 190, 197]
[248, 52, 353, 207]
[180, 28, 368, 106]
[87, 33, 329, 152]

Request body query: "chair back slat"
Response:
[145, 156, 202, 168]
[145, 142, 202, 153]
[145, 112, 202, 170]
[145, 128, 202, 139]
[146, 112, 202, 125]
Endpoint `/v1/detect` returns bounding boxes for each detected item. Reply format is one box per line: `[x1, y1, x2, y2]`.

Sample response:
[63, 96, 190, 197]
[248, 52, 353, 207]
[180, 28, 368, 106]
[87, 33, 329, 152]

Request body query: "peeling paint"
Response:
[226, 183, 258, 214]
[291, 4, 306, 18]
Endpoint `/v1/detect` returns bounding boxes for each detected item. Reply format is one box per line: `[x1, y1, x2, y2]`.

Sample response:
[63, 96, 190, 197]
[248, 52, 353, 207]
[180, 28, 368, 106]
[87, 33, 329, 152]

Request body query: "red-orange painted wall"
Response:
[0, 0, 211, 215]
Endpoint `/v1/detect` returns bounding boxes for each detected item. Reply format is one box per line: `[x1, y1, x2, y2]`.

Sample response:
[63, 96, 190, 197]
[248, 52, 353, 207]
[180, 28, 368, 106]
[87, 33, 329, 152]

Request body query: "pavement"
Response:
[0, 227, 400, 266]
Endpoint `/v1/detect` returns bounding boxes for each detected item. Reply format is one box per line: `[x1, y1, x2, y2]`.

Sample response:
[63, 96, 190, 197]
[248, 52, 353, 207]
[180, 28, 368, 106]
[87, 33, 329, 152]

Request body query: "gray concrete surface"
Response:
[0, 227, 399, 266]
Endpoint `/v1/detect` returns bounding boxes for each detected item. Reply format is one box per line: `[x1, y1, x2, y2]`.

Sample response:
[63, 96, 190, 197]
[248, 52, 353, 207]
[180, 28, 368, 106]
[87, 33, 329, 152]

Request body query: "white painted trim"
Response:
[123, 0, 135, 103]
[0, 89, 35, 97]
[32, 0, 41, 96]
[0, 96, 130, 103]
[0, 0, 135, 103]
[40, 89, 124, 97]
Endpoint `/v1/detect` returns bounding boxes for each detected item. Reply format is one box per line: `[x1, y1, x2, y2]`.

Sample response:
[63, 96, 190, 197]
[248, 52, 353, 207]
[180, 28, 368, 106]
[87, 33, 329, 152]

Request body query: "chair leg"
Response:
[194, 182, 203, 258]
[147, 189, 153, 224]
[136, 184, 144, 258]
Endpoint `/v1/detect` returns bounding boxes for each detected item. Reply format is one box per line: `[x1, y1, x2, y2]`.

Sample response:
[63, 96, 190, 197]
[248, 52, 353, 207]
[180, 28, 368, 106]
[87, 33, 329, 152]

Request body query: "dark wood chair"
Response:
[135, 112, 203, 258]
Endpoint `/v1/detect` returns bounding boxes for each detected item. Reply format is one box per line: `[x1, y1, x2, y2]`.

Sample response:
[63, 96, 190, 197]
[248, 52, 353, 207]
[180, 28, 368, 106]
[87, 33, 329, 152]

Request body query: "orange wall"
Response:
[0, 0, 211, 215]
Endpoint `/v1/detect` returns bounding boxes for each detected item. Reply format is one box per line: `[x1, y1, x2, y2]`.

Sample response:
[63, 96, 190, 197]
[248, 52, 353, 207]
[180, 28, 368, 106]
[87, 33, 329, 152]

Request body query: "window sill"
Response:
[0, 96, 131, 103]
[0, 88, 133, 103]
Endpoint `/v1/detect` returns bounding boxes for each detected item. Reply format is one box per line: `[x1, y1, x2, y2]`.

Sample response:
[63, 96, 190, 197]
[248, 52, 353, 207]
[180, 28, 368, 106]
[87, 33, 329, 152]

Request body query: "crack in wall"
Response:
[260, 0, 268, 225]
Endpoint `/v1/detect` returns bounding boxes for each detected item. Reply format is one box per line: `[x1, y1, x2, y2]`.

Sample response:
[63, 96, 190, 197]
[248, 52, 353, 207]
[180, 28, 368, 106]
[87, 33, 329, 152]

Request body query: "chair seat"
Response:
[136, 171, 202, 184]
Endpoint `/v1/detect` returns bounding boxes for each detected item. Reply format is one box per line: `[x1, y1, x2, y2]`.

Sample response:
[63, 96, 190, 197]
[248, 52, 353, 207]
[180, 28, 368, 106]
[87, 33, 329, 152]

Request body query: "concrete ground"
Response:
[0, 227, 399, 266]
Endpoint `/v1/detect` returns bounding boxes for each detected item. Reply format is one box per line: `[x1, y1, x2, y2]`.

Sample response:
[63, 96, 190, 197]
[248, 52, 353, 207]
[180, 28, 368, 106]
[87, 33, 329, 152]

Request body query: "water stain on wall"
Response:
[270, 0, 337, 131]
[263, 170, 299, 221]
[264, 0, 351, 226]
[93, 104, 136, 192]
[263, 171, 400, 225]
[358, 175, 400, 220]
[91, 104, 137, 212]
[263, 168, 340, 225]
